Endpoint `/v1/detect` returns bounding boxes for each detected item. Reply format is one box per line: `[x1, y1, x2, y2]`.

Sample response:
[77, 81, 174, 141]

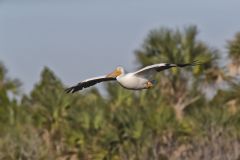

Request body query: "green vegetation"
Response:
[1, 26, 240, 160]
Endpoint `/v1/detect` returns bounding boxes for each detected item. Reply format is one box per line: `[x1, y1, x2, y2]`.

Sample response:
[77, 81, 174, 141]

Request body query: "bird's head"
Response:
[106, 66, 125, 78]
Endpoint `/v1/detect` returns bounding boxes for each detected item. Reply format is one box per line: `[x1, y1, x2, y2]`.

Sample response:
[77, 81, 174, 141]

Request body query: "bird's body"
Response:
[65, 61, 200, 93]
[117, 73, 149, 90]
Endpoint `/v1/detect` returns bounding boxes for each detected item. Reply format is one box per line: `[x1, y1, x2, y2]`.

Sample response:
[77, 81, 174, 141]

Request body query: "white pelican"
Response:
[65, 61, 200, 93]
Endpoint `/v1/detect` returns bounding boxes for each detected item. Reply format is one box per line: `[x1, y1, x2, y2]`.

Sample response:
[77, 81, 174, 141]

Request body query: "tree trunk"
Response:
[173, 96, 200, 121]
[174, 105, 184, 121]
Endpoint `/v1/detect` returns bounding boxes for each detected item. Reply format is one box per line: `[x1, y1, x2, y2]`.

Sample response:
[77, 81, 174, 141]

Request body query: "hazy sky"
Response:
[1, 0, 240, 93]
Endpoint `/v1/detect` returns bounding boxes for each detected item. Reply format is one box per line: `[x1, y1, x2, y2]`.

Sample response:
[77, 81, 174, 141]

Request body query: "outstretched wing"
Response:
[134, 61, 201, 78]
[65, 76, 116, 93]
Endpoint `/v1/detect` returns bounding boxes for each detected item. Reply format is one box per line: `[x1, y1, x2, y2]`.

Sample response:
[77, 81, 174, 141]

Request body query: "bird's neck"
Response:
[116, 71, 125, 80]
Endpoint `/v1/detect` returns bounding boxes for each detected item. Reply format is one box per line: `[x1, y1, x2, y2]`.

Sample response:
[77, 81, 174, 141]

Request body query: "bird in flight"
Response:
[65, 61, 201, 93]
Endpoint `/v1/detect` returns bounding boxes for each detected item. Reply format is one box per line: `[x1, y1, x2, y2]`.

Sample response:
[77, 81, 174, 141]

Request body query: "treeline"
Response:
[1, 26, 240, 160]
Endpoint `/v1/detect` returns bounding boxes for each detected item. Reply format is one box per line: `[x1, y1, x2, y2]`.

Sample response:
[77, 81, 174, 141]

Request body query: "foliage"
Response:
[227, 32, 240, 60]
[1, 26, 240, 159]
[0, 62, 21, 131]
[227, 32, 240, 76]
[135, 26, 221, 120]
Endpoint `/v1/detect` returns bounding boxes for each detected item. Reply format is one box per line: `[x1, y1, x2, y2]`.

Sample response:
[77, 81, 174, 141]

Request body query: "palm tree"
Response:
[227, 32, 240, 76]
[21, 67, 75, 156]
[0, 62, 21, 126]
[135, 26, 220, 120]
[213, 32, 240, 113]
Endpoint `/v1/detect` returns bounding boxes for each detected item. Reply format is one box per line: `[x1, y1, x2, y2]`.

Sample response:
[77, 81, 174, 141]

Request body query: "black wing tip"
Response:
[192, 60, 203, 65]
[177, 60, 203, 67]
[65, 87, 74, 94]
[65, 86, 79, 94]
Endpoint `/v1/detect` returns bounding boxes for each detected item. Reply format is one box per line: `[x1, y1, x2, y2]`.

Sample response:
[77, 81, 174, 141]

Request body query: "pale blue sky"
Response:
[1, 0, 240, 93]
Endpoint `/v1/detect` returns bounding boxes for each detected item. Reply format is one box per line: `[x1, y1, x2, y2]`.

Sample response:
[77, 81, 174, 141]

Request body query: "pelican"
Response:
[65, 61, 200, 93]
